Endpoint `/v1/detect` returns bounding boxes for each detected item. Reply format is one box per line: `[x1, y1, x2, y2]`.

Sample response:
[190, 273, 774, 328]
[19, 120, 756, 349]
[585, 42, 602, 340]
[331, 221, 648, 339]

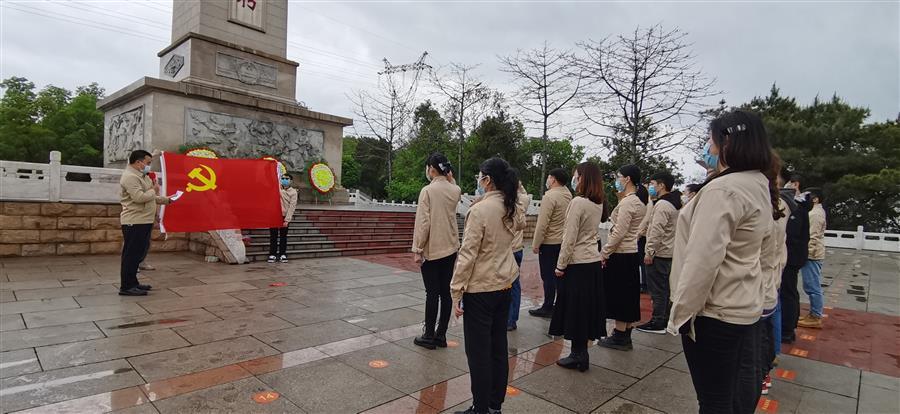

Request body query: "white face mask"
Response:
[425, 167, 433, 182]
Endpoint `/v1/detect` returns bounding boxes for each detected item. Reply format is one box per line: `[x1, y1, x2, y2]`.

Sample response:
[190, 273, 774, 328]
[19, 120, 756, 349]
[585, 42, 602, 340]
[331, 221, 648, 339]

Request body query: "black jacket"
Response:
[781, 189, 811, 267]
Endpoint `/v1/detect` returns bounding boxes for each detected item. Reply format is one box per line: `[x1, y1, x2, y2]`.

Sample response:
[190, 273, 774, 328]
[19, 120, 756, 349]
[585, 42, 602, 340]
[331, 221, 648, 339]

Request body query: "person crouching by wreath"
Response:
[412, 153, 461, 350]
[451, 157, 524, 414]
[549, 161, 609, 372]
[268, 174, 297, 263]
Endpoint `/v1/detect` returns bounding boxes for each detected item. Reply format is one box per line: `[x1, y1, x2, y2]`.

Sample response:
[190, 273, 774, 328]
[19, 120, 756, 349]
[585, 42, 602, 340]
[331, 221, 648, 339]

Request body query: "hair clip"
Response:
[725, 124, 747, 135]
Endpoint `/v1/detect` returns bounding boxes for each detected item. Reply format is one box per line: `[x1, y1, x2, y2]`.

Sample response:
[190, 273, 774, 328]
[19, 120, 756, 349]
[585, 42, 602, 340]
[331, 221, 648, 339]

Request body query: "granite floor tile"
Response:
[314, 333, 388, 357]
[661, 352, 689, 373]
[112, 402, 160, 414]
[619, 367, 699, 413]
[350, 281, 424, 298]
[516, 342, 569, 366]
[227, 286, 311, 303]
[72, 290, 182, 307]
[858, 383, 900, 414]
[360, 274, 417, 286]
[239, 347, 330, 375]
[13, 284, 119, 300]
[169, 282, 258, 297]
[36, 329, 190, 370]
[443, 390, 575, 414]
[508, 356, 545, 381]
[362, 396, 438, 414]
[0, 322, 105, 351]
[303, 279, 371, 292]
[7, 270, 99, 282]
[127, 336, 279, 382]
[775, 354, 861, 397]
[12, 386, 150, 414]
[258, 358, 403, 414]
[0, 313, 25, 332]
[95, 308, 221, 337]
[0, 359, 145, 412]
[274, 303, 369, 326]
[203, 299, 306, 319]
[592, 397, 663, 414]
[141, 364, 253, 402]
[174, 313, 295, 344]
[375, 324, 425, 342]
[0, 348, 42, 379]
[861, 370, 900, 390]
[23, 303, 148, 328]
[414, 374, 472, 411]
[0, 280, 63, 291]
[137, 293, 243, 314]
[345, 307, 425, 332]
[760, 379, 858, 414]
[395, 334, 471, 372]
[254, 319, 371, 352]
[338, 342, 466, 394]
[512, 364, 636, 413]
[286, 289, 372, 307]
[0, 290, 14, 303]
[629, 331, 684, 354]
[192, 272, 273, 284]
[152, 376, 301, 414]
[586, 343, 676, 378]
[352, 294, 425, 313]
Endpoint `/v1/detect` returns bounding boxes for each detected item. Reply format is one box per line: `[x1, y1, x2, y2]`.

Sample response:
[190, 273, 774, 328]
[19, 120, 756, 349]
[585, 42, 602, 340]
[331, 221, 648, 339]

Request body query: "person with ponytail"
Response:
[548, 161, 608, 372]
[412, 153, 462, 350]
[450, 157, 524, 414]
[507, 182, 531, 331]
[667, 110, 776, 414]
[528, 168, 573, 318]
[598, 164, 647, 351]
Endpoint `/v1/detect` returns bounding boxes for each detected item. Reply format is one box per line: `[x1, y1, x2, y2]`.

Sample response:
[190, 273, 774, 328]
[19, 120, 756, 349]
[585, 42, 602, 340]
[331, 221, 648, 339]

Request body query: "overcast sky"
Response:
[1, 0, 898, 178]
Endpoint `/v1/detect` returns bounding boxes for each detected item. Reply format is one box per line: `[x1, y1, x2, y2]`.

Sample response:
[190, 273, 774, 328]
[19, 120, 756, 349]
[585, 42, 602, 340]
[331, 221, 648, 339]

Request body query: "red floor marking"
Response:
[799, 334, 816, 341]
[269, 282, 287, 287]
[505, 386, 520, 396]
[369, 360, 389, 368]
[252, 391, 280, 404]
[757, 398, 779, 413]
[775, 368, 797, 380]
[789, 348, 809, 357]
[446, 340, 460, 348]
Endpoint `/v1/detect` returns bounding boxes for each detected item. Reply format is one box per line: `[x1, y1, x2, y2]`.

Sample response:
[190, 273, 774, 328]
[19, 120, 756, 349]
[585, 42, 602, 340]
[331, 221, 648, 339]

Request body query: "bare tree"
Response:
[499, 42, 582, 195]
[349, 54, 428, 186]
[429, 63, 499, 182]
[575, 24, 719, 162]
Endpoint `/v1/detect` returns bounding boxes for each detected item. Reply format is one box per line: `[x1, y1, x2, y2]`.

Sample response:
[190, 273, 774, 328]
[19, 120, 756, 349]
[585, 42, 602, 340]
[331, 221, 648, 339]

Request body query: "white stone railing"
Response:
[0, 151, 122, 203]
[348, 189, 417, 209]
[824, 226, 900, 253]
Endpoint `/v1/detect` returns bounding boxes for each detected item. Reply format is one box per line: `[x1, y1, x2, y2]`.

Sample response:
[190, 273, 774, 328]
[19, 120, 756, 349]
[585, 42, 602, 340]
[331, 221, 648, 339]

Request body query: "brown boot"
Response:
[798, 315, 823, 329]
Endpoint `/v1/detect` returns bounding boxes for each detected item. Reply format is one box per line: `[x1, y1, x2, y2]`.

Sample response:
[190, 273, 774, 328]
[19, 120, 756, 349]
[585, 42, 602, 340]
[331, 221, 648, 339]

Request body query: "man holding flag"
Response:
[119, 150, 174, 296]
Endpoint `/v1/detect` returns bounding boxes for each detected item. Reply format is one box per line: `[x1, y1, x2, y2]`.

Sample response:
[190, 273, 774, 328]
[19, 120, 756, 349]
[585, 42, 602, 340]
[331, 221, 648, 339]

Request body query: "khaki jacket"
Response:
[119, 166, 168, 225]
[638, 200, 653, 237]
[667, 171, 774, 336]
[808, 203, 827, 261]
[280, 187, 298, 223]
[645, 199, 678, 259]
[451, 191, 525, 302]
[531, 186, 573, 249]
[512, 186, 531, 252]
[762, 198, 789, 311]
[557, 197, 603, 269]
[600, 193, 646, 259]
[412, 176, 462, 260]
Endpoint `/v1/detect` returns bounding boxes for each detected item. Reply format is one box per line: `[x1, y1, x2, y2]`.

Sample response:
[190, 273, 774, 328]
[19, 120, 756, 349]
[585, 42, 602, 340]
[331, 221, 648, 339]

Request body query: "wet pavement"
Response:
[0, 248, 897, 413]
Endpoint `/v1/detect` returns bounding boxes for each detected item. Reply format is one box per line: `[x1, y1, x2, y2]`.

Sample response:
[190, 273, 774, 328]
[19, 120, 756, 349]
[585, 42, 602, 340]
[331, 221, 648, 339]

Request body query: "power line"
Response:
[287, 39, 383, 69]
[55, 0, 171, 31]
[294, 5, 417, 52]
[2, 3, 168, 43]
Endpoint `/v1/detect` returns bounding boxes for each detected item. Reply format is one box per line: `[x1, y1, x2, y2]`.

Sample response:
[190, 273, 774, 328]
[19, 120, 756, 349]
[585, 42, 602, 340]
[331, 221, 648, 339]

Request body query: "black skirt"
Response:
[604, 252, 642, 322]
[548, 261, 607, 341]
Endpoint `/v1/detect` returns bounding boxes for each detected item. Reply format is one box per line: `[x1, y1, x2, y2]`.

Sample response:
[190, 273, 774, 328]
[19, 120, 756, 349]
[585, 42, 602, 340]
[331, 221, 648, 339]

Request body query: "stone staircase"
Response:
[244, 208, 415, 261]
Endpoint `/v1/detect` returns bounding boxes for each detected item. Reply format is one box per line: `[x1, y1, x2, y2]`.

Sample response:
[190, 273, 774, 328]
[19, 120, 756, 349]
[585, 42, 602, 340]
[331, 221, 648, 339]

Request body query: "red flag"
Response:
[160, 152, 282, 233]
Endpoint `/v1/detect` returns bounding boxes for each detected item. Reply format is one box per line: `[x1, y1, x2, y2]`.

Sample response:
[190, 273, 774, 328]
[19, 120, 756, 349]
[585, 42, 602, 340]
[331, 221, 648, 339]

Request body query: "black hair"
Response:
[618, 164, 647, 203]
[548, 168, 570, 188]
[789, 174, 803, 187]
[479, 157, 519, 222]
[636, 184, 649, 204]
[685, 183, 701, 194]
[807, 187, 824, 203]
[426, 153, 453, 176]
[649, 172, 675, 192]
[129, 150, 152, 164]
[281, 174, 292, 180]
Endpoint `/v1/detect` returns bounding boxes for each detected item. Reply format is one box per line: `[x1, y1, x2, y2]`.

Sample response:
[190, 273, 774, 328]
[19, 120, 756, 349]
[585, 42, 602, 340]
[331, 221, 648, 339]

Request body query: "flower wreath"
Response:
[260, 156, 288, 180]
[184, 147, 219, 159]
[308, 162, 335, 194]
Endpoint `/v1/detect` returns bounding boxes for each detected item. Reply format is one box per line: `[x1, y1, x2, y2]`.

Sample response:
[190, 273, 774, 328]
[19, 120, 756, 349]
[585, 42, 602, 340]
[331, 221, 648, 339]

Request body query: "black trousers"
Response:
[646, 257, 672, 325]
[421, 253, 456, 337]
[120, 224, 152, 291]
[268, 227, 288, 256]
[682, 316, 759, 414]
[759, 316, 776, 378]
[538, 244, 561, 310]
[637, 236, 647, 287]
[463, 289, 511, 413]
[779, 263, 802, 339]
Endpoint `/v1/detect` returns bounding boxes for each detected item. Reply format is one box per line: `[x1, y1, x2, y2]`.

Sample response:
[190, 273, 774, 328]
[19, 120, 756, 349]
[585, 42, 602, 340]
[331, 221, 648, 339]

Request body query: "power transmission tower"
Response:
[379, 52, 431, 75]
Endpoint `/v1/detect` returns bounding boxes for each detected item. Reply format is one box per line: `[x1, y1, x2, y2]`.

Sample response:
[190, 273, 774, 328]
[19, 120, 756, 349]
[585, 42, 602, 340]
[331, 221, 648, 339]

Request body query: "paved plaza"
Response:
[0, 248, 897, 413]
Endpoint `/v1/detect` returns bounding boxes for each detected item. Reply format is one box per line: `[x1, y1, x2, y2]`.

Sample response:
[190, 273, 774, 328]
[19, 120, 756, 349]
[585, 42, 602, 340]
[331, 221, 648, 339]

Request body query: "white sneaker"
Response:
[279, 255, 288, 263]
[267, 255, 276, 263]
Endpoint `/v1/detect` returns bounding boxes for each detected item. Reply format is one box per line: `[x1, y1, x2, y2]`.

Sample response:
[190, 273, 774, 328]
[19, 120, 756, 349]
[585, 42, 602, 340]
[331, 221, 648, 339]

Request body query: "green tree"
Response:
[459, 111, 528, 194]
[519, 137, 584, 196]
[387, 101, 455, 201]
[341, 136, 361, 190]
[345, 135, 391, 199]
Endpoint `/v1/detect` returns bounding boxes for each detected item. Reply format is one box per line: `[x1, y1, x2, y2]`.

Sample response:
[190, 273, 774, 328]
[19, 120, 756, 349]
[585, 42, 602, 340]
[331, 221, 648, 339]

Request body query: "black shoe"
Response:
[598, 329, 633, 351]
[454, 406, 487, 414]
[528, 307, 553, 318]
[635, 321, 665, 334]
[556, 351, 589, 372]
[137, 284, 152, 291]
[506, 324, 517, 332]
[414, 335, 437, 350]
[432, 336, 448, 348]
[119, 287, 148, 296]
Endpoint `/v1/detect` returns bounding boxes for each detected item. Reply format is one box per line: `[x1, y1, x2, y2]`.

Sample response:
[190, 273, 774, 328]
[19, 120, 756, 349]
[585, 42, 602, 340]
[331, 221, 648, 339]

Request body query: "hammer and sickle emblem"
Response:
[186, 164, 217, 192]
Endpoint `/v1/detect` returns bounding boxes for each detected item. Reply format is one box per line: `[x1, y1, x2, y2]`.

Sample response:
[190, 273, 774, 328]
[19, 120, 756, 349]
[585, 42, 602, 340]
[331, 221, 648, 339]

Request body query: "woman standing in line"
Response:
[528, 169, 573, 318]
[507, 183, 531, 331]
[667, 110, 776, 414]
[451, 158, 524, 414]
[412, 153, 461, 350]
[548, 161, 608, 372]
[598, 164, 647, 351]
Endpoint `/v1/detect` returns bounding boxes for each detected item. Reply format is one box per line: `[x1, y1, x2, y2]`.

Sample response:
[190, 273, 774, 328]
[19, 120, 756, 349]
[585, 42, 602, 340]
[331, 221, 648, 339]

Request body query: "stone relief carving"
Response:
[164, 55, 185, 77]
[184, 109, 324, 171]
[215, 52, 277, 88]
[106, 106, 144, 163]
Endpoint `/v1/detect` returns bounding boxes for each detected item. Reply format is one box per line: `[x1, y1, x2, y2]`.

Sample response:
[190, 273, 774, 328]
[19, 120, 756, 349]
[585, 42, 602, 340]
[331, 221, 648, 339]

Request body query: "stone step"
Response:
[247, 238, 411, 251]
[246, 232, 411, 242]
[246, 245, 411, 261]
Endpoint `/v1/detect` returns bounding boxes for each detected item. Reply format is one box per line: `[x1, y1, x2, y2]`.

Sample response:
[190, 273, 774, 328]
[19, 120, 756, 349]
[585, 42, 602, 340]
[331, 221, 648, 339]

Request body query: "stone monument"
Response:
[99, 0, 352, 202]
